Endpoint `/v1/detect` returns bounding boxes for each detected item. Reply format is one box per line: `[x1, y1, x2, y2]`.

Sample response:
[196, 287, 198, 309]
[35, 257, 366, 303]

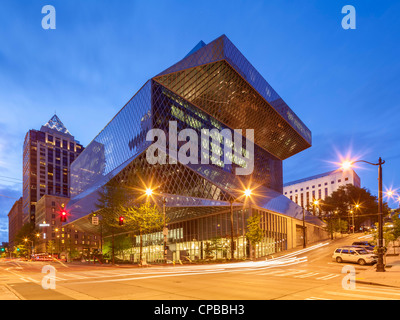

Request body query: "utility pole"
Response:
[376, 157, 385, 272]
[302, 207, 306, 248]
[230, 200, 235, 260]
[163, 197, 168, 264]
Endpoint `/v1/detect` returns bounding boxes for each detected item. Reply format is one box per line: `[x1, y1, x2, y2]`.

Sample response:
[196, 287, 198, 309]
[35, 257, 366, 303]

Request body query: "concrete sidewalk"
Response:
[357, 250, 400, 288]
[0, 285, 20, 300]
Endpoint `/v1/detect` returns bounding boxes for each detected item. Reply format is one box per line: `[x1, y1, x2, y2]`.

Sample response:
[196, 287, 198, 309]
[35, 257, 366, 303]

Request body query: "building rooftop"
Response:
[283, 169, 344, 187]
[42, 114, 72, 136]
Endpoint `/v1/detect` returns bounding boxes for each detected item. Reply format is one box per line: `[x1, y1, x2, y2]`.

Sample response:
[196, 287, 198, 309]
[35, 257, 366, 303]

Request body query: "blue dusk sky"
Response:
[0, 0, 399, 243]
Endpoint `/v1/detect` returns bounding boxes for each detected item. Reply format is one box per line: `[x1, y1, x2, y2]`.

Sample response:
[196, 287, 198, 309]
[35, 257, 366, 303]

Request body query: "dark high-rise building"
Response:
[66, 35, 327, 262]
[22, 115, 83, 226]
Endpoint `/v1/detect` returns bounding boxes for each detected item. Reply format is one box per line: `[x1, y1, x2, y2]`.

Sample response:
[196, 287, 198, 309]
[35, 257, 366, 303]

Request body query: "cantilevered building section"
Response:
[22, 115, 84, 225]
[67, 35, 327, 262]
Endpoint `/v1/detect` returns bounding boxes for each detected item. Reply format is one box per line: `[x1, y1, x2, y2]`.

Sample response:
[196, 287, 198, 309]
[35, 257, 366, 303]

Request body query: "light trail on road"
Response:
[59, 242, 331, 285]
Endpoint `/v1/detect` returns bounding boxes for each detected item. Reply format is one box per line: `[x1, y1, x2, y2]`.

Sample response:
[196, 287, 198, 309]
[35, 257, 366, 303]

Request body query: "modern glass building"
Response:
[66, 35, 327, 262]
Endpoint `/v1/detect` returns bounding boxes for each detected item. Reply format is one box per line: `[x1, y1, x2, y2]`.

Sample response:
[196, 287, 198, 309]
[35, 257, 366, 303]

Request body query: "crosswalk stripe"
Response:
[275, 270, 307, 277]
[294, 272, 320, 278]
[258, 270, 288, 276]
[316, 274, 341, 280]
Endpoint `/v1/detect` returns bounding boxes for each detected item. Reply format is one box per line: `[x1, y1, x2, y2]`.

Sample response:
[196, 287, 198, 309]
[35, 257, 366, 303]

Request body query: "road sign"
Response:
[92, 216, 99, 225]
[163, 227, 168, 236]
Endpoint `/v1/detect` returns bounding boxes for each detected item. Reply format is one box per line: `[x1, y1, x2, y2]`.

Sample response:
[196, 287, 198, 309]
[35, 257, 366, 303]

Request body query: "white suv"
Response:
[332, 247, 377, 265]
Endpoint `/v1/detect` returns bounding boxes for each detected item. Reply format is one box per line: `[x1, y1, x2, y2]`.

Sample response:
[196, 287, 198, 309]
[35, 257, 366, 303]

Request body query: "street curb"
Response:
[356, 280, 400, 289]
[4, 284, 24, 300]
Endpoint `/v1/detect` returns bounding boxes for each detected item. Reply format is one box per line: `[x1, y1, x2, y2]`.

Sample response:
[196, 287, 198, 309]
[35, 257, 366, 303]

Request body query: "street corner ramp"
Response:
[7, 282, 75, 300]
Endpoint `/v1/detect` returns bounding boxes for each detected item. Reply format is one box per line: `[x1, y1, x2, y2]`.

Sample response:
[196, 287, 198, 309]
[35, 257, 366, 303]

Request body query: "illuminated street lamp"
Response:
[350, 204, 360, 233]
[145, 188, 153, 197]
[144, 187, 168, 264]
[341, 157, 386, 272]
[24, 238, 34, 259]
[229, 188, 252, 260]
[244, 189, 252, 197]
[312, 199, 320, 216]
[385, 189, 400, 209]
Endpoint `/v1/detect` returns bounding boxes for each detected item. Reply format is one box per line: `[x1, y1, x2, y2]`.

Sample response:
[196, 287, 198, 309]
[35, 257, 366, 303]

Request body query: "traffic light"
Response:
[119, 216, 124, 226]
[0, 248, 4, 253]
[60, 209, 67, 223]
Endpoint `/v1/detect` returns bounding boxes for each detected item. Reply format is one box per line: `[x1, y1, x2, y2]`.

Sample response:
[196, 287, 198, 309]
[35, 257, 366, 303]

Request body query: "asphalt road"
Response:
[1, 233, 399, 301]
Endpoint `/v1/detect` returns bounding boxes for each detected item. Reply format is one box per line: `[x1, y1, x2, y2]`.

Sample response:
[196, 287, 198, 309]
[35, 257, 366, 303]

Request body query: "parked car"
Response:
[352, 241, 375, 247]
[352, 241, 375, 252]
[332, 247, 377, 265]
[342, 245, 373, 253]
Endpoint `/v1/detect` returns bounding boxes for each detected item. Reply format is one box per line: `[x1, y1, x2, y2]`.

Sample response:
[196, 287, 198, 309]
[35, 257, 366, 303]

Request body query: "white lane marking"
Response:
[275, 270, 308, 277]
[257, 270, 288, 276]
[57, 273, 90, 279]
[324, 290, 398, 300]
[294, 272, 320, 278]
[25, 277, 40, 283]
[316, 274, 341, 280]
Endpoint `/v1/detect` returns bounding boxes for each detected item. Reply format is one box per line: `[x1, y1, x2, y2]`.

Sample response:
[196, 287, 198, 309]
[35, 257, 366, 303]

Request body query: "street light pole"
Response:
[24, 238, 34, 259]
[229, 189, 252, 261]
[146, 188, 168, 264]
[162, 197, 167, 264]
[230, 200, 235, 260]
[341, 157, 385, 272]
[377, 157, 385, 272]
[302, 206, 306, 248]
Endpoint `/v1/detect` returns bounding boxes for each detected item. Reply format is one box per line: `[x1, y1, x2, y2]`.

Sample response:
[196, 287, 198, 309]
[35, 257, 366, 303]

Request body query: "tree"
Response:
[103, 234, 132, 262]
[203, 241, 214, 260]
[120, 202, 166, 265]
[14, 245, 27, 258]
[392, 210, 400, 240]
[391, 212, 400, 254]
[14, 223, 40, 247]
[320, 184, 390, 232]
[325, 215, 348, 238]
[246, 214, 263, 260]
[371, 222, 395, 254]
[47, 240, 56, 255]
[95, 180, 127, 264]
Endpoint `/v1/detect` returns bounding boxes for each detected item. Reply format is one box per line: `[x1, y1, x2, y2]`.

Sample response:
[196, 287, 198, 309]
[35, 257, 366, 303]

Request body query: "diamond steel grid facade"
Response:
[151, 81, 283, 192]
[157, 35, 311, 148]
[70, 81, 152, 199]
[154, 60, 309, 160]
[66, 35, 325, 261]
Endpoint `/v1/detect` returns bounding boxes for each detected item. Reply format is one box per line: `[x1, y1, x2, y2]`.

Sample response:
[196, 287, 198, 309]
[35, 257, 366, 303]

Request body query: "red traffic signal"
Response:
[60, 210, 67, 223]
[119, 216, 124, 226]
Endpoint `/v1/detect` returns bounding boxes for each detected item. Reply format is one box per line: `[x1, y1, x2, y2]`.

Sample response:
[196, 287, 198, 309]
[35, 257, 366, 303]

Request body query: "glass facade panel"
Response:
[66, 34, 326, 263]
